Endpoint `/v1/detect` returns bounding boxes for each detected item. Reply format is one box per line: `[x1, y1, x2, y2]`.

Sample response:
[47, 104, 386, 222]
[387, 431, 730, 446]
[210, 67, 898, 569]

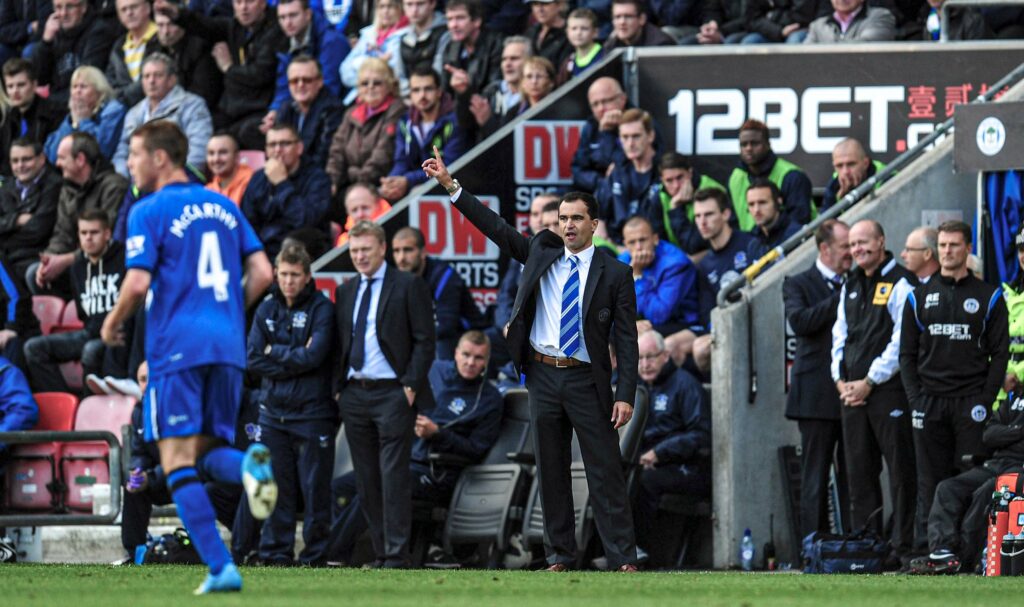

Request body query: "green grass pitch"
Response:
[5, 565, 1024, 606]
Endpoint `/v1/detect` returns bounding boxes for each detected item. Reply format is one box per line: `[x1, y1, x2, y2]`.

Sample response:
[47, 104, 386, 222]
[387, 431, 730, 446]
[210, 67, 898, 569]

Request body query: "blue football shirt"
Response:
[126, 182, 263, 375]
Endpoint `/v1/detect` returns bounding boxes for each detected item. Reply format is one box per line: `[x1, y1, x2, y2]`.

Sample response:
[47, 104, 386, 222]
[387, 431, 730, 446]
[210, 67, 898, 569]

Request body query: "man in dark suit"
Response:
[783, 219, 852, 539]
[333, 220, 436, 569]
[423, 148, 641, 572]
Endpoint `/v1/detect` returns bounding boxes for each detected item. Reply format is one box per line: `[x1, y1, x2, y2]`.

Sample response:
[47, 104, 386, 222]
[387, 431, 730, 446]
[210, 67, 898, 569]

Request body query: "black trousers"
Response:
[526, 362, 637, 569]
[840, 386, 917, 556]
[340, 382, 416, 566]
[258, 419, 337, 565]
[633, 464, 709, 552]
[797, 418, 848, 537]
[928, 457, 1018, 568]
[912, 394, 989, 551]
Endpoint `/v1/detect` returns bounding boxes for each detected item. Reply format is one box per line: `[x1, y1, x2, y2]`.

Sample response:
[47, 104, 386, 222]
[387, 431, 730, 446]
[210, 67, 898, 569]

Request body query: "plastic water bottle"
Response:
[740, 528, 755, 571]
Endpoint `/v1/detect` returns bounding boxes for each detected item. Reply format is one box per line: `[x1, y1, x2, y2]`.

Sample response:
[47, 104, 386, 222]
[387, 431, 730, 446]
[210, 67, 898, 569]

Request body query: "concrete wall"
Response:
[709, 124, 988, 568]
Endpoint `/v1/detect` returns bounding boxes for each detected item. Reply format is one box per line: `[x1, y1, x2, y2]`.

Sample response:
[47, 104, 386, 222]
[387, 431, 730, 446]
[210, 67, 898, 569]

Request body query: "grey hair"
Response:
[639, 329, 665, 352]
[142, 52, 178, 77]
[503, 35, 534, 56]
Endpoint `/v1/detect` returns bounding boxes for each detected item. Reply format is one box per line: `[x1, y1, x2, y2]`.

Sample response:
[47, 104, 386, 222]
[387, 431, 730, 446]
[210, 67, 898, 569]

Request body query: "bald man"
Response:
[901, 227, 940, 283]
[571, 77, 628, 192]
[820, 138, 884, 213]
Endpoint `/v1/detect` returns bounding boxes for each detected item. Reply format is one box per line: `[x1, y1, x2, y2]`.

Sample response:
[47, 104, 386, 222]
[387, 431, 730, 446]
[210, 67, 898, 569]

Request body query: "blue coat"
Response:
[618, 240, 700, 330]
[746, 215, 802, 263]
[571, 117, 626, 193]
[389, 103, 466, 188]
[240, 160, 331, 259]
[276, 90, 345, 170]
[44, 99, 127, 164]
[410, 360, 503, 466]
[424, 257, 489, 359]
[642, 365, 710, 465]
[247, 281, 337, 423]
[0, 356, 37, 452]
[271, 12, 350, 111]
[596, 162, 658, 243]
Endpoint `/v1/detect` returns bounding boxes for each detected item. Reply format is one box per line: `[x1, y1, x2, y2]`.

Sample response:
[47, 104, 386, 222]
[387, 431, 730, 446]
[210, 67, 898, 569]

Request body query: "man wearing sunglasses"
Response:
[270, 56, 344, 169]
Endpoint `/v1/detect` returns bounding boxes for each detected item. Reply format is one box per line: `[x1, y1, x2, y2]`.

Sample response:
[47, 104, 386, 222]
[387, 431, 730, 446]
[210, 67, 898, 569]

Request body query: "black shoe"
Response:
[908, 550, 961, 575]
[361, 559, 385, 569]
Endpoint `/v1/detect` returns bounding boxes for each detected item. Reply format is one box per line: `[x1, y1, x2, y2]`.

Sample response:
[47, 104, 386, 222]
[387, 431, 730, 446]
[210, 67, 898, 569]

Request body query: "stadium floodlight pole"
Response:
[716, 58, 1024, 309]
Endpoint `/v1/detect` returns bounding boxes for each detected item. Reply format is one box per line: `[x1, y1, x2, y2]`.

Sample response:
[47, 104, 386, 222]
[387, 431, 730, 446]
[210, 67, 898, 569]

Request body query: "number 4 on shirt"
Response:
[198, 231, 230, 302]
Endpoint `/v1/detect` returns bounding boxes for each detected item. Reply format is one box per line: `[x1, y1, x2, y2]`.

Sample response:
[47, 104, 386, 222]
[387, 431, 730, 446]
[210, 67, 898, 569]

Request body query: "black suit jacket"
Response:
[783, 263, 843, 420]
[452, 190, 639, 409]
[334, 264, 437, 411]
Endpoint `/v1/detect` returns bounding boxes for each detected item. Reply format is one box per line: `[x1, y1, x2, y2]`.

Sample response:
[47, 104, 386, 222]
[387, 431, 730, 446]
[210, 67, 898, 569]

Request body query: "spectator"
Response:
[819, 138, 884, 214]
[205, 132, 254, 205]
[900, 221, 1008, 570]
[325, 58, 404, 201]
[482, 0, 531, 35]
[0, 253, 38, 372]
[328, 329, 501, 566]
[682, 188, 753, 374]
[558, 8, 604, 84]
[745, 178, 801, 262]
[805, 0, 896, 42]
[684, 0, 748, 44]
[272, 56, 344, 171]
[43, 66, 127, 163]
[645, 152, 727, 258]
[633, 330, 710, 558]
[335, 182, 392, 247]
[460, 36, 531, 143]
[399, 0, 447, 76]
[340, 0, 409, 105]
[900, 226, 940, 283]
[831, 219, 917, 566]
[112, 53, 213, 176]
[0, 59, 66, 175]
[603, 0, 676, 50]
[268, 0, 347, 119]
[153, 11, 222, 111]
[32, 132, 128, 295]
[436, 0, 503, 98]
[334, 220, 436, 570]
[242, 123, 331, 259]
[24, 209, 126, 392]
[918, 0, 992, 40]
[392, 226, 488, 360]
[526, 0, 572, 68]
[484, 55, 555, 138]
[106, 0, 161, 107]
[618, 216, 700, 339]
[155, 0, 288, 150]
[0, 138, 63, 285]
[380, 67, 466, 203]
[0, 357, 37, 457]
[247, 244, 337, 566]
[0, 0, 49, 64]
[576, 0, 614, 38]
[572, 77, 626, 193]
[739, 0, 819, 43]
[729, 119, 812, 231]
[596, 108, 658, 243]
[32, 0, 118, 106]
[782, 219, 852, 539]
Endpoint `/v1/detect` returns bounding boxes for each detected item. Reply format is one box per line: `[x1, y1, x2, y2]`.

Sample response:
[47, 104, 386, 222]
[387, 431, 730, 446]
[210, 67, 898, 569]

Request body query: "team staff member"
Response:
[783, 219, 851, 538]
[423, 147, 641, 572]
[830, 219, 917, 565]
[900, 220, 1009, 553]
[246, 244, 337, 566]
[1002, 227, 1024, 402]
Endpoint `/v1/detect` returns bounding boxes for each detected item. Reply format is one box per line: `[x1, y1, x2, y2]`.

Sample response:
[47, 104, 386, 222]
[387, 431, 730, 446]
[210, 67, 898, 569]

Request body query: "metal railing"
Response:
[0, 430, 122, 526]
[941, 0, 1024, 41]
[717, 59, 1024, 308]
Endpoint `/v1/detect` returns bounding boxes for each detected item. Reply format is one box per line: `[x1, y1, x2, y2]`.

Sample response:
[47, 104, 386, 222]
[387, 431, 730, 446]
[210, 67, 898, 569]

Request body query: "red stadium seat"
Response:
[53, 301, 84, 333]
[61, 395, 135, 512]
[4, 392, 79, 511]
[32, 296, 66, 336]
[60, 361, 83, 391]
[238, 150, 266, 171]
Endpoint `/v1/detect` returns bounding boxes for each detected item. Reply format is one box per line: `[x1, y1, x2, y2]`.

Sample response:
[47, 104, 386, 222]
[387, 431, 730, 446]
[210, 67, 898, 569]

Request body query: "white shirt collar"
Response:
[564, 243, 596, 266]
[815, 258, 839, 282]
[362, 262, 387, 282]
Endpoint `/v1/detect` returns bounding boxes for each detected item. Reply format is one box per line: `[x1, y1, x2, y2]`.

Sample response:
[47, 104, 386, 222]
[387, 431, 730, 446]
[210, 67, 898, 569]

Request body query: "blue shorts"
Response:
[143, 365, 243, 443]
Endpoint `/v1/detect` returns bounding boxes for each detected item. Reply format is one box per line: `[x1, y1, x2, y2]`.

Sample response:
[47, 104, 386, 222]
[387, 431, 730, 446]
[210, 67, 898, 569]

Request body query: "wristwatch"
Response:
[864, 377, 876, 388]
[444, 179, 461, 195]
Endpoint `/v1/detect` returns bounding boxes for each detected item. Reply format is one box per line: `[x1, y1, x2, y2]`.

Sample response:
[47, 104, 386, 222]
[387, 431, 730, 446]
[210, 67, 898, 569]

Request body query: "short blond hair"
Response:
[357, 58, 400, 99]
[70, 65, 115, 111]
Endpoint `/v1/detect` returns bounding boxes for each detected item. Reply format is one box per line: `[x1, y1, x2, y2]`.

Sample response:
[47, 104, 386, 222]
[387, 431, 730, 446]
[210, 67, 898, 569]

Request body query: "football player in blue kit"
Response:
[101, 121, 276, 594]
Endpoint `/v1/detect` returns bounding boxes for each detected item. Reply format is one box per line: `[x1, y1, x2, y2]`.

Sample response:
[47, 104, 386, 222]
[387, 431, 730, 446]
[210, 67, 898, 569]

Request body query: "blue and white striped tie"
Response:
[560, 255, 581, 357]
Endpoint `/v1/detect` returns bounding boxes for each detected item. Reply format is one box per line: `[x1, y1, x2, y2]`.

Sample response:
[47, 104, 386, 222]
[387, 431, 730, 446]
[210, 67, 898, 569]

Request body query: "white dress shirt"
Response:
[347, 262, 398, 380]
[531, 245, 595, 363]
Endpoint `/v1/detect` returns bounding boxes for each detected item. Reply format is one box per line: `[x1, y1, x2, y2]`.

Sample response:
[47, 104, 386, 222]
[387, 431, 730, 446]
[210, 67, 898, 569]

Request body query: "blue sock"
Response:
[168, 467, 232, 575]
[197, 446, 243, 485]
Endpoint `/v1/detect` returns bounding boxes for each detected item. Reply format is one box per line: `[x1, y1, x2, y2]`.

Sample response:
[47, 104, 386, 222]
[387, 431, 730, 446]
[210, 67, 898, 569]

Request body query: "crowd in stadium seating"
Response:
[0, 0, 1019, 572]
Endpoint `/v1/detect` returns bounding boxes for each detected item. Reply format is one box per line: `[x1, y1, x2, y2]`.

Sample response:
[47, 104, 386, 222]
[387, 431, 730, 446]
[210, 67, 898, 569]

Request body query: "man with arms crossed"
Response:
[101, 120, 275, 593]
[423, 147, 641, 572]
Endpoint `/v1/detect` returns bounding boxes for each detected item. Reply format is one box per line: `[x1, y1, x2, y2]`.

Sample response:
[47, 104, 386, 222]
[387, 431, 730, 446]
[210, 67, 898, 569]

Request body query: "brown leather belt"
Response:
[532, 350, 589, 368]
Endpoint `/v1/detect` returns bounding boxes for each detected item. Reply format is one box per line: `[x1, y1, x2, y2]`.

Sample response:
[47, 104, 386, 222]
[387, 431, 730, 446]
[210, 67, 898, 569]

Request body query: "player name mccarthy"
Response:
[170, 202, 239, 238]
